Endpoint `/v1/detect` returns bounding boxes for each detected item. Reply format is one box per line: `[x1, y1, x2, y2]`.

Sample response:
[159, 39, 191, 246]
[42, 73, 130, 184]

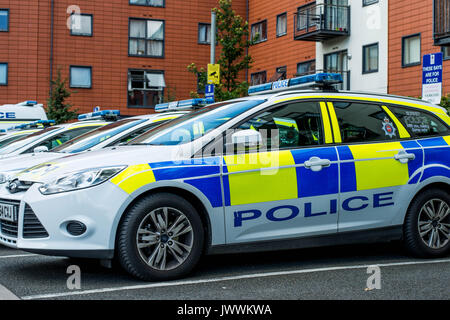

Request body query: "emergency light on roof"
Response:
[248, 72, 343, 96]
[155, 98, 215, 112]
[78, 110, 120, 121]
[1, 120, 56, 132]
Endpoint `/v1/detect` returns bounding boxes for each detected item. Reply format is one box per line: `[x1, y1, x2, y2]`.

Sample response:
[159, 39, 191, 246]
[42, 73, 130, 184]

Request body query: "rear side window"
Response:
[388, 106, 449, 137]
[332, 102, 400, 143]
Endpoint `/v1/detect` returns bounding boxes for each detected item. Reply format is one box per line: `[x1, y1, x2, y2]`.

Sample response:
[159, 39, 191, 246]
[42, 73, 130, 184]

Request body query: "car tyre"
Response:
[404, 188, 450, 258]
[117, 193, 204, 281]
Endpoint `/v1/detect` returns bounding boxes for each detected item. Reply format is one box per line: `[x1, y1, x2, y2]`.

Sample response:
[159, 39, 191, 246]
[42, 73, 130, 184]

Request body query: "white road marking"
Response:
[21, 258, 450, 300]
[0, 254, 36, 259]
[0, 284, 20, 300]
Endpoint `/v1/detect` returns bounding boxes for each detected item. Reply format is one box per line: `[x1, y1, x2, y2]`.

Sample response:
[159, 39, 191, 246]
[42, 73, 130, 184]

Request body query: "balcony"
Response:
[434, 0, 450, 46]
[294, 3, 350, 42]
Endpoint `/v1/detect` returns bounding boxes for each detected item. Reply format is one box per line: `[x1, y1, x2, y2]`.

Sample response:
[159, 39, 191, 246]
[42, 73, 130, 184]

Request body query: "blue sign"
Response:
[422, 53, 443, 104]
[205, 84, 214, 100]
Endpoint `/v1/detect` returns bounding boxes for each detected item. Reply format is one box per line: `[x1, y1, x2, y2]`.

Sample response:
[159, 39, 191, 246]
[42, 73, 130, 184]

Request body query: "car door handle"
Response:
[304, 157, 331, 172]
[394, 150, 415, 164]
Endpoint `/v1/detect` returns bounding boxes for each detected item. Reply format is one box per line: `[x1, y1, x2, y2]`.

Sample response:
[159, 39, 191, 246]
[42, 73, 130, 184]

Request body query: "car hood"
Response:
[16, 145, 188, 183]
[0, 152, 63, 174]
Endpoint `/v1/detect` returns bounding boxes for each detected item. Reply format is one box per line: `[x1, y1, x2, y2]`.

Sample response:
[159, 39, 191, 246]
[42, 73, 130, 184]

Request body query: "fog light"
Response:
[66, 221, 87, 236]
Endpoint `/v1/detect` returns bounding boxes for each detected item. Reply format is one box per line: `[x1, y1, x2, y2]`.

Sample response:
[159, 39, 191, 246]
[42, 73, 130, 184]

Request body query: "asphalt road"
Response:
[0, 241, 448, 300]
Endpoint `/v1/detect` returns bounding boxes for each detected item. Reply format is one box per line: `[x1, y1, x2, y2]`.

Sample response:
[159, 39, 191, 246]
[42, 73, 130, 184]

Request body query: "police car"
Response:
[0, 74, 449, 281]
[0, 111, 186, 185]
[0, 101, 48, 131]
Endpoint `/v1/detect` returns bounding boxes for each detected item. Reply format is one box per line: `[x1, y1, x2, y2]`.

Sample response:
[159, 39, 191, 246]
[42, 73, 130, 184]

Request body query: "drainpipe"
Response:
[49, 0, 54, 94]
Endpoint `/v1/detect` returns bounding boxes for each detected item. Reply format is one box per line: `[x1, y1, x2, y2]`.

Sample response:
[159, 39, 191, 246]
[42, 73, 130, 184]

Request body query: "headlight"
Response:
[39, 166, 126, 195]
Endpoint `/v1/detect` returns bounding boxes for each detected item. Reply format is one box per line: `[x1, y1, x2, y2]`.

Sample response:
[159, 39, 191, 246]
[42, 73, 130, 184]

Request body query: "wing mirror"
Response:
[33, 146, 49, 153]
[231, 129, 263, 147]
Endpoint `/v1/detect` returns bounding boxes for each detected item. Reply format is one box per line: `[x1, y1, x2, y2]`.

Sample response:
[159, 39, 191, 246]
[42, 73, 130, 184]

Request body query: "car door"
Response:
[221, 100, 340, 244]
[327, 100, 423, 232]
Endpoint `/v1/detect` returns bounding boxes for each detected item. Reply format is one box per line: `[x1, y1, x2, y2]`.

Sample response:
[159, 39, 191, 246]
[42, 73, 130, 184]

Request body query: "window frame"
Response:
[220, 99, 328, 155]
[129, 0, 165, 8]
[402, 33, 421, 68]
[0, 62, 7, 86]
[198, 23, 211, 45]
[363, 0, 379, 7]
[296, 59, 316, 76]
[250, 70, 267, 86]
[362, 42, 379, 74]
[0, 8, 9, 32]
[251, 20, 268, 44]
[69, 65, 92, 89]
[441, 46, 450, 60]
[128, 18, 165, 58]
[69, 13, 93, 37]
[127, 69, 165, 109]
[276, 12, 287, 37]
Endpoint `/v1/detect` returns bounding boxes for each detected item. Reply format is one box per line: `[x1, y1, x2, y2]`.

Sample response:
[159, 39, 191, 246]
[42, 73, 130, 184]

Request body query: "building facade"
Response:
[0, 0, 449, 117]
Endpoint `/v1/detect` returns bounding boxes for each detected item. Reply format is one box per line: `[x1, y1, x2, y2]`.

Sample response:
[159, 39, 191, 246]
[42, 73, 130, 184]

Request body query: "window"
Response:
[402, 34, 421, 67]
[108, 121, 170, 146]
[442, 46, 450, 60]
[251, 20, 267, 43]
[129, 0, 164, 7]
[0, 63, 7, 85]
[23, 126, 103, 153]
[389, 106, 449, 137]
[70, 66, 92, 88]
[332, 102, 400, 143]
[297, 3, 316, 31]
[70, 14, 92, 36]
[297, 60, 316, 76]
[276, 13, 287, 37]
[128, 70, 165, 108]
[250, 71, 267, 86]
[198, 23, 211, 44]
[433, 0, 450, 46]
[0, 9, 8, 32]
[363, 43, 379, 73]
[363, 0, 378, 6]
[129, 19, 164, 57]
[236, 102, 323, 150]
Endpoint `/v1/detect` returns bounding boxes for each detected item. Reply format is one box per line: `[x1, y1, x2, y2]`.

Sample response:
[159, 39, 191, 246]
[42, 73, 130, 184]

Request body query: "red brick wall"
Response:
[0, 0, 246, 116]
[248, 0, 315, 83]
[388, 0, 449, 98]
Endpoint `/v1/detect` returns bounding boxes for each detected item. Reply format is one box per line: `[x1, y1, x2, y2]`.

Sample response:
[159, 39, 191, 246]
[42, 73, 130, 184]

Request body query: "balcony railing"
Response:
[434, 0, 450, 45]
[294, 3, 350, 42]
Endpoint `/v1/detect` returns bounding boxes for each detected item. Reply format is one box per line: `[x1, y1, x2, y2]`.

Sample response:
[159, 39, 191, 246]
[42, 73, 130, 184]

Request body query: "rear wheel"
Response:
[404, 188, 450, 257]
[117, 193, 204, 281]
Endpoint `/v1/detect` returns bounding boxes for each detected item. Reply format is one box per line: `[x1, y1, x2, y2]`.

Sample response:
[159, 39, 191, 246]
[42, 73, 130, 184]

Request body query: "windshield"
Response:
[53, 118, 147, 153]
[129, 100, 265, 146]
[0, 132, 37, 148]
[0, 127, 60, 155]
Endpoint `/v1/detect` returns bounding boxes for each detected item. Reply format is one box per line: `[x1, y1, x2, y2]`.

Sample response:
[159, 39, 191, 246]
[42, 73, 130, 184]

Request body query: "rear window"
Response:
[388, 105, 449, 137]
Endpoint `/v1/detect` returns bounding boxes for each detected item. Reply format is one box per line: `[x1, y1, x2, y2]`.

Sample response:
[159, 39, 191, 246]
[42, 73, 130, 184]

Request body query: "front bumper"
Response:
[0, 181, 129, 259]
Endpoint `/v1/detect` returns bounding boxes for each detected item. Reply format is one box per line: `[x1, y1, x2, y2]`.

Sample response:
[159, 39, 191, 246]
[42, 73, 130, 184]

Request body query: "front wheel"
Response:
[404, 188, 450, 258]
[117, 193, 204, 281]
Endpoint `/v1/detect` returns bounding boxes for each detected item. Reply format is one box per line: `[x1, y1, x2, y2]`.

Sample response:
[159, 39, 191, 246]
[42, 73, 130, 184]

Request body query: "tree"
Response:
[188, 0, 253, 101]
[439, 94, 450, 113]
[46, 69, 78, 124]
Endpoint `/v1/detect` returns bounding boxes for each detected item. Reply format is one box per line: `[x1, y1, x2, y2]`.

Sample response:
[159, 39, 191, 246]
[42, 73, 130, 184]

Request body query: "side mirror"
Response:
[231, 129, 263, 147]
[33, 146, 49, 153]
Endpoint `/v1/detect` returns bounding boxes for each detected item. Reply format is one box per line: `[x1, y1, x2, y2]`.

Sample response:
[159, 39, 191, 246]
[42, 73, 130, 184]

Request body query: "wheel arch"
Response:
[112, 184, 214, 256]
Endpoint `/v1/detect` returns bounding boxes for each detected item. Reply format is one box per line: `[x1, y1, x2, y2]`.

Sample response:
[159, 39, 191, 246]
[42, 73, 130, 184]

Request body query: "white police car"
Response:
[0, 101, 47, 131]
[0, 111, 185, 185]
[0, 76, 449, 281]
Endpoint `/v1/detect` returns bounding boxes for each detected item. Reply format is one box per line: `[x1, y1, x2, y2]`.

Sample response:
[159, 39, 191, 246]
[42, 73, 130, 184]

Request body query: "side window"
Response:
[108, 122, 166, 146]
[236, 101, 323, 150]
[388, 105, 449, 137]
[24, 126, 100, 153]
[332, 102, 400, 143]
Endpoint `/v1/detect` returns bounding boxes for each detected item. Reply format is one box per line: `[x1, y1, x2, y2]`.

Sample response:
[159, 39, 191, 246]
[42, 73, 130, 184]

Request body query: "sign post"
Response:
[422, 52, 443, 105]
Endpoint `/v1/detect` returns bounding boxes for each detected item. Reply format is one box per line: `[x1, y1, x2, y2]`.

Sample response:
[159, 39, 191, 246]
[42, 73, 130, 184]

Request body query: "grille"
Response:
[66, 221, 87, 236]
[23, 204, 48, 239]
[0, 199, 19, 239]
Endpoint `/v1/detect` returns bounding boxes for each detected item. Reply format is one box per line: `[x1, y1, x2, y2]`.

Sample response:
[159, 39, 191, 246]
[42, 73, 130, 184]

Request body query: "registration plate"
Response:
[0, 203, 17, 223]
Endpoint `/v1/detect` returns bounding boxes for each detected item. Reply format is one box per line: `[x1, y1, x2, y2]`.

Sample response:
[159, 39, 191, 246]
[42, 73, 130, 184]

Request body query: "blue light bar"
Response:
[155, 98, 215, 112]
[5, 120, 56, 131]
[78, 110, 120, 121]
[248, 72, 343, 95]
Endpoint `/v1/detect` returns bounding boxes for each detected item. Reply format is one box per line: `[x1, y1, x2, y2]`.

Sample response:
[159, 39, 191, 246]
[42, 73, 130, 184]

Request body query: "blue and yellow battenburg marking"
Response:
[110, 136, 450, 208]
